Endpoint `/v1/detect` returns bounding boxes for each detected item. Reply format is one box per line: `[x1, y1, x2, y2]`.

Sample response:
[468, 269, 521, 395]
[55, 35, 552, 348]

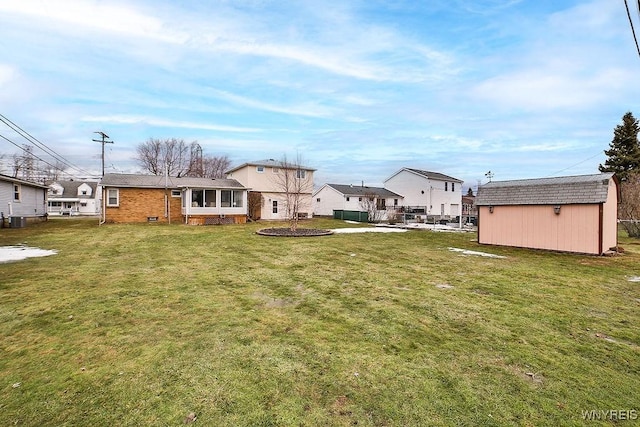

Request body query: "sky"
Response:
[1, 0, 639, 191]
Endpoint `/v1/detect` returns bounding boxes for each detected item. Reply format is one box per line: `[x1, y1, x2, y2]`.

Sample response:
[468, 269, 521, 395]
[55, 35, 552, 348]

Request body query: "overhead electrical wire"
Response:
[0, 113, 96, 178]
[624, 0, 640, 58]
[547, 151, 604, 177]
[0, 132, 65, 175]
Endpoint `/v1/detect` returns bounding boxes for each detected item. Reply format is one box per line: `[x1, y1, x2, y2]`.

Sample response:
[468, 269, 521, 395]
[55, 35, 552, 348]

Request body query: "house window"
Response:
[296, 169, 306, 179]
[171, 190, 181, 198]
[394, 199, 398, 206]
[316, 198, 320, 202]
[256, 166, 265, 173]
[273, 168, 279, 174]
[346, 197, 350, 202]
[221, 190, 231, 207]
[272, 200, 278, 213]
[82, 190, 87, 195]
[106, 189, 119, 207]
[80, 202, 87, 207]
[13, 184, 20, 201]
[221, 190, 243, 207]
[377, 199, 386, 210]
[205, 190, 216, 207]
[233, 191, 243, 207]
[358, 197, 362, 202]
[49, 201, 62, 208]
[445, 182, 448, 191]
[192, 190, 204, 207]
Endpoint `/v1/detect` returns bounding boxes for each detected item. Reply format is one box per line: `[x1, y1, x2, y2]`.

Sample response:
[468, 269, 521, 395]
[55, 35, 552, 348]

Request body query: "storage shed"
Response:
[476, 173, 619, 255]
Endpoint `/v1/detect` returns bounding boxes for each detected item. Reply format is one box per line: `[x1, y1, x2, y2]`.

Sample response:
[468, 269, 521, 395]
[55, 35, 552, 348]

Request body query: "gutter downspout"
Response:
[184, 187, 189, 224]
[99, 187, 106, 225]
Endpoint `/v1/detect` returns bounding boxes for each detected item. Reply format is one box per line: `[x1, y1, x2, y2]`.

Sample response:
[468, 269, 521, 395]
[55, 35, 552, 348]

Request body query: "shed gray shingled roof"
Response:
[326, 184, 402, 198]
[101, 173, 245, 189]
[476, 173, 615, 206]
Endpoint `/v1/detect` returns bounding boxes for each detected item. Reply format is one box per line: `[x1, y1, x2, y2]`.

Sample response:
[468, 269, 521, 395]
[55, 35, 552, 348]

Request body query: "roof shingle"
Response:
[101, 173, 245, 189]
[325, 184, 402, 198]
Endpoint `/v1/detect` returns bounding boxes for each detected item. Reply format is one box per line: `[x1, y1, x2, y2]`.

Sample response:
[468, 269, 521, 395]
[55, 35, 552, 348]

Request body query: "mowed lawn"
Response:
[0, 218, 638, 426]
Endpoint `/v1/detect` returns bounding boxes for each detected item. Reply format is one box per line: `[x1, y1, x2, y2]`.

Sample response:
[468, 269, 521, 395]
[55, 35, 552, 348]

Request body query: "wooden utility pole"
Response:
[93, 131, 113, 176]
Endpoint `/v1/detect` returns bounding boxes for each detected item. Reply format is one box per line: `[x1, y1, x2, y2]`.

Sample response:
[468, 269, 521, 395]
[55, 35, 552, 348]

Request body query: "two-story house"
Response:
[384, 168, 463, 220]
[47, 180, 100, 216]
[225, 159, 316, 220]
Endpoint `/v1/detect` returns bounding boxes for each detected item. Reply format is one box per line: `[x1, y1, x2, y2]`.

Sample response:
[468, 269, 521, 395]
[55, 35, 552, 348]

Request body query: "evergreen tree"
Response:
[599, 112, 640, 181]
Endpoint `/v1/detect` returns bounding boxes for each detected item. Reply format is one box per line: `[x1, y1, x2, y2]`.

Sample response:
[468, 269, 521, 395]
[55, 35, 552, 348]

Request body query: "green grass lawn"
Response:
[0, 218, 638, 426]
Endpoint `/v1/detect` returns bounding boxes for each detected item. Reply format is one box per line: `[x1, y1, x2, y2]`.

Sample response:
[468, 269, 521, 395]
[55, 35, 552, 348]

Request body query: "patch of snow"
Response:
[331, 227, 407, 234]
[448, 247, 506, 259]
[382, 223, 471, 233]
[627, 276, 640, 282]
[435, 283, 454, 289]
[0, 245, 58, 263]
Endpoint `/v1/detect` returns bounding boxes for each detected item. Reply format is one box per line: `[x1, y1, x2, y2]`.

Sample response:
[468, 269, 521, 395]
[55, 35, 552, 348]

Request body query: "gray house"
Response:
[0, 174, 48, 226]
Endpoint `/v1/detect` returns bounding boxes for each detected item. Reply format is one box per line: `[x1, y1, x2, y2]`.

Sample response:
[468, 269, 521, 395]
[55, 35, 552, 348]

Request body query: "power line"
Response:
[92, 131, 113, 177]
[0, 132, 65, 177]
[624, 0, 640, 59]
[548, 151, 603, 177]
[0, 113, 95, 177]
[0, 114, 81, 171]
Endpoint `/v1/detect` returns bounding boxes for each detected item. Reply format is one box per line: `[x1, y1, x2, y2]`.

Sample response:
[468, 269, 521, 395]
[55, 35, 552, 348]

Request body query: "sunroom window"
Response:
[221, 190, 242, 207]
[205, 190, 216, 207]
[191, 190, 204, 207]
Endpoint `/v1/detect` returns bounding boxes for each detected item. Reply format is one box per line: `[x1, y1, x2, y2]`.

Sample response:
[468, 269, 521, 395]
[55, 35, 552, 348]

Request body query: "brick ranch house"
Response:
[476, 173, 619, 255]
[100, 173, 248, 225]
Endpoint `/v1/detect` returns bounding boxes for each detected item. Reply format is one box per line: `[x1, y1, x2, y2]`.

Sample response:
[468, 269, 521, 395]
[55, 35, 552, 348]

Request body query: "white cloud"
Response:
[81, 115, 261, 133]
[0, 0, 188, 43]
[208, 89, 338, 118]
[0, 64, 16, 85]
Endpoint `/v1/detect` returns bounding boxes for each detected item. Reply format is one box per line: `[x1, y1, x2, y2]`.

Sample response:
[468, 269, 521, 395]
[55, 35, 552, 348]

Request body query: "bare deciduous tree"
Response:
[202, 155, 231, 178]
[620, 171, 640, 238]
[136, 138, 193, 176]
[41, 160, 68, 182]
[11, 145, 35, 179]
[247, 191, 264, 221]
[136, 138, 230, 178]
[359, 192, 385, 223]
[271, 155, 313, 231]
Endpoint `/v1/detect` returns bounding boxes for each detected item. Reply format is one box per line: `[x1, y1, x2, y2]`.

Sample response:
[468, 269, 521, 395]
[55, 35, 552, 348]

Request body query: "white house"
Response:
[0, 174, 48, 226]
[384, 168, 463, 219]
[48, 180, 100, 216]
[226, 159, 316, 220]
[313, 183, 403, 221]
